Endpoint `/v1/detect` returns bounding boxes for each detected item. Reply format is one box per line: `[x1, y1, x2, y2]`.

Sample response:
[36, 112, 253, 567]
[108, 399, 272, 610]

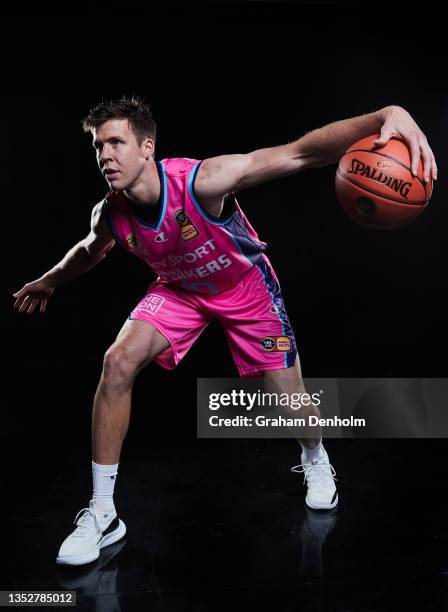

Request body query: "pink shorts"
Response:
[129, 255, 297, 376]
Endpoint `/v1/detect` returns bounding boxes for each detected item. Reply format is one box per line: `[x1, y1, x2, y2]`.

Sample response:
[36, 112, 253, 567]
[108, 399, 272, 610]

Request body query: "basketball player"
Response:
[12, 98, 437, 565]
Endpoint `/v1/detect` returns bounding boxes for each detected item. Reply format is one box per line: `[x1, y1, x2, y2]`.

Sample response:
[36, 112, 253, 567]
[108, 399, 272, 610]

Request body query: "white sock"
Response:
[300, 440, 325, 463]
[91, 461, 118, 513]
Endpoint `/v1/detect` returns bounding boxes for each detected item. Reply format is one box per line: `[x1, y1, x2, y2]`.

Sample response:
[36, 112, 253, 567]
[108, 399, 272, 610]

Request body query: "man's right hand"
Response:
[13, 278, 55, 314]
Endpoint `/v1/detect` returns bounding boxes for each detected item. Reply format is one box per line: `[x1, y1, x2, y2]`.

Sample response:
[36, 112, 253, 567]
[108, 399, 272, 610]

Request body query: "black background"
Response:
[3, 3, 447, 472]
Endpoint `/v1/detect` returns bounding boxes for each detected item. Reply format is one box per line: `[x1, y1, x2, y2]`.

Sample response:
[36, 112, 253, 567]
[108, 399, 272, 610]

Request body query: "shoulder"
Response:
[160, 157, 201, 175]
[90, 197, 112, 228]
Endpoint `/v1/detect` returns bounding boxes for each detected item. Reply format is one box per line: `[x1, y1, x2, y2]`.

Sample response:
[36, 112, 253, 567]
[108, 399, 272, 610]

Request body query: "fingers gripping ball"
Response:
[335, 134, 433, 229]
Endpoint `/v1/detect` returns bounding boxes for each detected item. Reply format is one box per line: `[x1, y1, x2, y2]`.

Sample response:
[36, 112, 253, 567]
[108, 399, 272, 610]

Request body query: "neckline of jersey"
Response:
[127, 160, 166, 230]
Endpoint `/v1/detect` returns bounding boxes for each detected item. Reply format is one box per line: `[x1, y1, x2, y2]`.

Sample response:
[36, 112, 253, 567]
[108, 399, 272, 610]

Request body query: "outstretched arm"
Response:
[195, 105, 437, 206]
[13, 200, 115, 314]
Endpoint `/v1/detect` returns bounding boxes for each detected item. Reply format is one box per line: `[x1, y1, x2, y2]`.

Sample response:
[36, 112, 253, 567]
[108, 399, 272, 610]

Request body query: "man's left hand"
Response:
[373, 106, 438, 183]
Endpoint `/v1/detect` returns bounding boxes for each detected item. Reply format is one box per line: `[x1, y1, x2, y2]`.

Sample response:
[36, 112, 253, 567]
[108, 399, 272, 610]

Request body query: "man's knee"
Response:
[102, 343, 149, 386]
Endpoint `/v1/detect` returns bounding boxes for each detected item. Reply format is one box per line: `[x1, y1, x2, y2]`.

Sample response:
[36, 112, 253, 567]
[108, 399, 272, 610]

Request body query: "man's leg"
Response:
[262, 356, 322, 448]
[92, 318, 170, 464]
[210, 259, 337, 510]
[57, 319, 169, 566]
[263, 357, 338, 510]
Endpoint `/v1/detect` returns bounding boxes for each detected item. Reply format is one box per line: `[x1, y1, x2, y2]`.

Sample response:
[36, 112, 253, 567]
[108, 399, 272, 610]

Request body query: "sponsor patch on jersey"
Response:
[181, 224, 200, 241]
[174, 208, 200, 241]
[135, 294, 165, 315]
[261, 336, 292, 352]
[174, 209, 188, 225]
[127, 233, 140, 249]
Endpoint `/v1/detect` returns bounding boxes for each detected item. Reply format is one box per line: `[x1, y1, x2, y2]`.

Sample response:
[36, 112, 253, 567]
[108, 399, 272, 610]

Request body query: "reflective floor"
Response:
[1, 439, 447, 611]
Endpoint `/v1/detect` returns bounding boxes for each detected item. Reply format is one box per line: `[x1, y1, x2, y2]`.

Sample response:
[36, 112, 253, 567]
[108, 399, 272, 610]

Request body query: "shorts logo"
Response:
[261, 336, 292, 352]
[174, 208, 200, 241]
[127, 233, 140, 249]
[137, 294, 165, 315]
[270, 305, 281, 314]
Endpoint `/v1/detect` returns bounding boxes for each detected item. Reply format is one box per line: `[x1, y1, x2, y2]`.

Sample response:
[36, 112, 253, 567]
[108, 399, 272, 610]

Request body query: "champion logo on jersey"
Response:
[155, 232, 168, 242]
[174, 208, 200, 241]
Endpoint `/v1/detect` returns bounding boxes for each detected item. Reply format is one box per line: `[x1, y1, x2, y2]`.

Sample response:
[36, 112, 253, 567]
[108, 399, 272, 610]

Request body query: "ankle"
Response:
[90, 498, 116, 515]
[91, 461, 119, 514]
[300, 440, 325, 463]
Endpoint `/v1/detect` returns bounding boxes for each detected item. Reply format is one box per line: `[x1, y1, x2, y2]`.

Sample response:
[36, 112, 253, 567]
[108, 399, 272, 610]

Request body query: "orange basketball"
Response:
[335, 134, 432, 229]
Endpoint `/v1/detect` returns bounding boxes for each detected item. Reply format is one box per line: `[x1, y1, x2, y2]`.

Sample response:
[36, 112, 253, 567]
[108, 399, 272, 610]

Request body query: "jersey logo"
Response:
[155, 232, 168, 242]
[126, 233, 140, 249]
[260, 336, 292, 352]
[135, 294, 165, 315]
[174, 208, 200, 241]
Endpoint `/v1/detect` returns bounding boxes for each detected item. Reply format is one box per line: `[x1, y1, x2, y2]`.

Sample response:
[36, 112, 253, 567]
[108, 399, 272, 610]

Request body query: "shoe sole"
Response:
[305, 494, 339, 511]
[56, 519, 126, 566]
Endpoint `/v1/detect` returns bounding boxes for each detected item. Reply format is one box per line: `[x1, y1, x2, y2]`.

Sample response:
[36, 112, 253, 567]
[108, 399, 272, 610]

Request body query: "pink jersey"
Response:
[104, 157, 267, 294]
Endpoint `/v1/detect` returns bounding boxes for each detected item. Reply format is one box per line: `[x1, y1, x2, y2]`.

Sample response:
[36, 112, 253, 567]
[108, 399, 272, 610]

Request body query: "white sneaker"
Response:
[56, 501, 126, 566]
[291, 447, 338, 510]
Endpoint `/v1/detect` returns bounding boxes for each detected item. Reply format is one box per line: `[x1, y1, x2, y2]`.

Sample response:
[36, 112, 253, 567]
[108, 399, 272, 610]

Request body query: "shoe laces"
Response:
[290, 458, 337, 485]
[72, 507, 103, 539]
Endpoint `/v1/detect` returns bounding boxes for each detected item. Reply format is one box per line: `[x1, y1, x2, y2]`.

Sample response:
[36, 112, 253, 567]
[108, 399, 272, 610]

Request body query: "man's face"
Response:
[92, 118, 153, 191]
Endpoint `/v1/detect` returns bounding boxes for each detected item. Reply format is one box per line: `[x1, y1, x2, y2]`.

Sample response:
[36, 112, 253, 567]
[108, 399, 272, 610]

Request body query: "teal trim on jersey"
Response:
[156, 160, 168, 230]
[130, 160, 167, 230]
[188, 161, 236, 226]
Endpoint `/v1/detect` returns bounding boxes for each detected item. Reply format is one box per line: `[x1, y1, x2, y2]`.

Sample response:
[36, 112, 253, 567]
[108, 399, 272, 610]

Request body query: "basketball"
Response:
[335, 134, 432, 229]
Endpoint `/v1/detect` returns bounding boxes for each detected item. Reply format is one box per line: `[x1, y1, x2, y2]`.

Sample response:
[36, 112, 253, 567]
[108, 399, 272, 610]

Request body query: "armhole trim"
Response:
[188, 161, 236, 226]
